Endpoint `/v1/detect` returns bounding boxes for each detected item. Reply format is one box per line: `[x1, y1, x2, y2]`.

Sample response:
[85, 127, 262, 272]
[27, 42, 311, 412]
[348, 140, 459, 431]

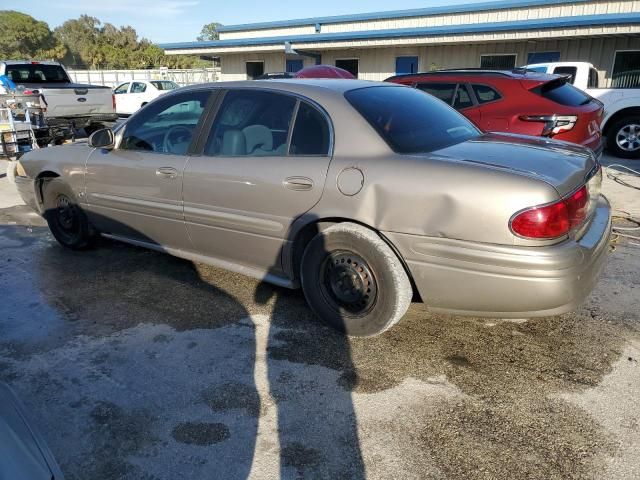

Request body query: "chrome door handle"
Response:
[283, 176, 313, 191]
[156, 167, 178, 178]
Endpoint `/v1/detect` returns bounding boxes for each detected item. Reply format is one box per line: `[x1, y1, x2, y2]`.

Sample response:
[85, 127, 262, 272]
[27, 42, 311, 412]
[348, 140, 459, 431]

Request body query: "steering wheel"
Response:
[162, 125, 192, 153]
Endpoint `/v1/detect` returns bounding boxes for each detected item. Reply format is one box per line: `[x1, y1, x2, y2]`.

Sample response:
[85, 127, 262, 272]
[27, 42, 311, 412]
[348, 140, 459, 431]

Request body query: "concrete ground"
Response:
[0, 154, 639, 480]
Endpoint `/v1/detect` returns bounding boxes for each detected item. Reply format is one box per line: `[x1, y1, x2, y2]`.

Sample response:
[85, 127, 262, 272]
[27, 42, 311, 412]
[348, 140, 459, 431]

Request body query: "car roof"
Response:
[387, 69, 556, 82]
[182, 78, 398, 95]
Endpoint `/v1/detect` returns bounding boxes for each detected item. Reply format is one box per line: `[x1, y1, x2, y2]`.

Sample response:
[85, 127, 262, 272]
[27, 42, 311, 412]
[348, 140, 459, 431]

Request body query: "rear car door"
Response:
[469, 83, 506, 131]
[183, 88, 332, 275]
[84, 88, 212, 249]
[417, 82, 482, 127]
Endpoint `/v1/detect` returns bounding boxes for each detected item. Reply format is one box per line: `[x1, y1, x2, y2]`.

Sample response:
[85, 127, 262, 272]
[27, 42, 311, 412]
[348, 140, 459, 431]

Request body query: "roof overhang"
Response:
[161, 13, 640, 55]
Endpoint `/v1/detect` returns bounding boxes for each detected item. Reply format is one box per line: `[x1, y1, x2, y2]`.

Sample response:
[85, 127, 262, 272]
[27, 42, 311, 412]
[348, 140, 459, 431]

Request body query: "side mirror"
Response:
[88, 128, 115, 149]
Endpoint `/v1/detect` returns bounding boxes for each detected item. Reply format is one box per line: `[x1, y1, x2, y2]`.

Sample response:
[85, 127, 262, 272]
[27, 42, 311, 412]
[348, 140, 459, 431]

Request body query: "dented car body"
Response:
[16, 80, 611, 335]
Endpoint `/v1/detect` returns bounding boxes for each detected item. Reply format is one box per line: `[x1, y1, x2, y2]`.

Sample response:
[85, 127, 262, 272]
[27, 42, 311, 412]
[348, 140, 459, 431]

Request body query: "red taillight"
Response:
[112, 93, 116, 111]
[510, 185, 589, 239]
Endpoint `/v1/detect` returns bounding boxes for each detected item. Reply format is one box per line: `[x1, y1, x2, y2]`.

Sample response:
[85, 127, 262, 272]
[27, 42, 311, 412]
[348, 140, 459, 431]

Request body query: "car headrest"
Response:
[222, 129, 246, 156]
[243, 125, 273, 153]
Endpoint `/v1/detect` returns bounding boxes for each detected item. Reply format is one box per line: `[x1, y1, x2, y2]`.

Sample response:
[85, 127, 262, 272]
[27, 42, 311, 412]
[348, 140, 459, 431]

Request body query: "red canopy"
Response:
[294, 65, 356, 79]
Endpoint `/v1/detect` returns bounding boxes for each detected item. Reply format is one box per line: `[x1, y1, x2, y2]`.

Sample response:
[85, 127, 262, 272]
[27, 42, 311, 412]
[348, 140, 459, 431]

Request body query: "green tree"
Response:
[197, 22, 222, 41]
[0, 10, 65, 60]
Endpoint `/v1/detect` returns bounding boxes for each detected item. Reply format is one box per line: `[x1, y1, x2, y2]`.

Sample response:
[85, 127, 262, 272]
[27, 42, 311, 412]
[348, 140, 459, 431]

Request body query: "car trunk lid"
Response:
[431, 132, 598, 198]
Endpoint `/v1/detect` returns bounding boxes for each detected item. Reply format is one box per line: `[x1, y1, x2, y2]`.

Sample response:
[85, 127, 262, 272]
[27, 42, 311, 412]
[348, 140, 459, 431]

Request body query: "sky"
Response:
[14, 0, 494, 44]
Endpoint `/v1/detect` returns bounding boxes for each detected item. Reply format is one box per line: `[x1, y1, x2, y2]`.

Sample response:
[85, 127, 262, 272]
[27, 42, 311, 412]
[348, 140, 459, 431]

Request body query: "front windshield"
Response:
[345, 86, 480, 154]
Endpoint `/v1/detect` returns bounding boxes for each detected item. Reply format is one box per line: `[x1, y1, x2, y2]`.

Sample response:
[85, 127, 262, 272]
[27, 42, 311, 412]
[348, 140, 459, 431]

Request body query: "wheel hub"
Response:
[56, 196, 75, 229]
[616, 124, 640, 152]
[323, 251, 377, 314]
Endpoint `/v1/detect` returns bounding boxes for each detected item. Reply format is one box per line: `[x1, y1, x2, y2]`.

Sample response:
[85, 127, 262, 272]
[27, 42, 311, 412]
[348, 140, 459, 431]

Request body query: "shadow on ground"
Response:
[1, 204, 639, 479]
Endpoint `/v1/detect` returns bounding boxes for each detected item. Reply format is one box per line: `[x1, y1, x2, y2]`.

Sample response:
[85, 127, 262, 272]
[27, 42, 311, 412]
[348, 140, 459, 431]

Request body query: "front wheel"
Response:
[42, 178, 94, 249]
[300, 222, 412, 337]
[607, 116, 640, 159]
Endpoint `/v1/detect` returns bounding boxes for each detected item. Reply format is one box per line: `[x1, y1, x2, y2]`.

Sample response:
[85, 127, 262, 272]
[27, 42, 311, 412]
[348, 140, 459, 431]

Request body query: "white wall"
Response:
[66, 68, 219, 88]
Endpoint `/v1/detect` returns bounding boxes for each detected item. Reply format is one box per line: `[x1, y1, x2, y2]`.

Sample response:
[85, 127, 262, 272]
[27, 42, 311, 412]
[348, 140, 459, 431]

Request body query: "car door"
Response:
[84, 88, 213, 250]
[127, 82, 148, 113]
[469, 84, 507, 132]
[183, 88, 332, 276]
[113, 82, 130, 114]
[453, 83, 482, 127]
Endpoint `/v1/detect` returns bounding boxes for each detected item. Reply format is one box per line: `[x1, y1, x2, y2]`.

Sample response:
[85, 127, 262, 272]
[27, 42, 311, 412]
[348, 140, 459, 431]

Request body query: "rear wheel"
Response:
[607, 116, 640, 159]
[300, 222, 412, 337]
[42, 178, 94, 249]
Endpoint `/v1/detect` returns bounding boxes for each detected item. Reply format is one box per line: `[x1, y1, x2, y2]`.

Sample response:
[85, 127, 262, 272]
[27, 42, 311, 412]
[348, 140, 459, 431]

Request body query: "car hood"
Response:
[0, 383, 64, 480]
[430, 133, 597, 197]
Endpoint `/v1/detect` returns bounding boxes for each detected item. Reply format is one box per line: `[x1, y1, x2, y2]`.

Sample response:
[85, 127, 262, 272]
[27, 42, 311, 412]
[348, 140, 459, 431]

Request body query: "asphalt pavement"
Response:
[0, 154, 639, 480]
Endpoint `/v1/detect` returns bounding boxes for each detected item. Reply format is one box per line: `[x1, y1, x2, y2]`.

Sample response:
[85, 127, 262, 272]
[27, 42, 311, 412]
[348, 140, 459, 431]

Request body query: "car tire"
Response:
[607, 116, 640, 159]
[42, 178, 94, 250]
[300, 222, 412, 337]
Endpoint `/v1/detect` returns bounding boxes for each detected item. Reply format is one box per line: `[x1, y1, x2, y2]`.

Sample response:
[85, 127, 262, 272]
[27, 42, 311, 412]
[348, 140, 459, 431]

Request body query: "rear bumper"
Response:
[384, 196, 611, 317]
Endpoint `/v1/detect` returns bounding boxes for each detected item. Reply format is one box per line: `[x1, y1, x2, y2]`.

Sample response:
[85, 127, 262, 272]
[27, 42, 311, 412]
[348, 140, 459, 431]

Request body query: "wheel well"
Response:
[603, 107, 640, 137]
[290, 217, 420, 300]
[35, 171, 60, 208]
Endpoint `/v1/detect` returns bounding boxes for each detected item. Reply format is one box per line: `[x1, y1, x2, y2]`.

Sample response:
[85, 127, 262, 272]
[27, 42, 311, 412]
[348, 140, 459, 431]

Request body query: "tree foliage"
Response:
[197, 22, 222, 41]
[0, 10, 66, 60]
[0, 11, 212, 69]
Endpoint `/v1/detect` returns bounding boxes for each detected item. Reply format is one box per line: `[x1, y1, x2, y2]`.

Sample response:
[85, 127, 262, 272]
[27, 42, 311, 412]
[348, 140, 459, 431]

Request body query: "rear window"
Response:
[533, 79, 592, 107]
[151, 81, 179, 91]
[5, 64, 70, 84]
[345, 86, 479, 154]
[552, 66, 577, 84]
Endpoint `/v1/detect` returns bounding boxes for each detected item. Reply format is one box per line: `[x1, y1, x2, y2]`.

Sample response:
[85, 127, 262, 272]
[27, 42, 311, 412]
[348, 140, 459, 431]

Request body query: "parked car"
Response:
[0, 382, 65, 479]
[113, 79, 179, 115]
[0, 60, 117, 135]
[15, 80, 611, 336]
[386, 69, 604, 156]
[525, 62, 640, 158]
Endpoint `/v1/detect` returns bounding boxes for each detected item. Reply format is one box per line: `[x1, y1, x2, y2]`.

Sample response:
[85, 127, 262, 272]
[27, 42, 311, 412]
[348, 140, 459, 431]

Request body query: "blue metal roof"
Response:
[217, 0, 590, 32]
[161, 12, 640, 51]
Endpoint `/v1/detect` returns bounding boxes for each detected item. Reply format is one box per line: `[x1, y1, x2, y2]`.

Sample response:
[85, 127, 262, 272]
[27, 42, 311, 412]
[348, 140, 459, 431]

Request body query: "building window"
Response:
[396, 56, 419, 75]
[526, 52, 560, 64]
[286, 59, 304, 73]
[480, 54, 516, 70]
[612, 51, 640, 88]
[246, 61, 264, 80]
[335, 59, 359, 78]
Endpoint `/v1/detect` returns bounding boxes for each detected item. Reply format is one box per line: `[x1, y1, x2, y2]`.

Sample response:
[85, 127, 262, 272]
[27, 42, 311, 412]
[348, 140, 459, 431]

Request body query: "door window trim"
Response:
[196, 87, 335, 158]
[115, 87, 216, 156]
[468, 83, 503, 106]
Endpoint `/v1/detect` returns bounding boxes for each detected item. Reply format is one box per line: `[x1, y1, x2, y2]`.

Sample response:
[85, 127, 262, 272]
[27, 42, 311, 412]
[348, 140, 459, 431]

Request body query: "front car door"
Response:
[183, 88, 332, 278]
[84, 88, 213, 250]
[113, 82, 130, 114]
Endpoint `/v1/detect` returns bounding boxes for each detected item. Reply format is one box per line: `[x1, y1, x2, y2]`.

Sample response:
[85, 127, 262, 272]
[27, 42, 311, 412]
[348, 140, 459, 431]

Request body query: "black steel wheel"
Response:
[301, 222, 412, 337]
[43, 178, 94, 249]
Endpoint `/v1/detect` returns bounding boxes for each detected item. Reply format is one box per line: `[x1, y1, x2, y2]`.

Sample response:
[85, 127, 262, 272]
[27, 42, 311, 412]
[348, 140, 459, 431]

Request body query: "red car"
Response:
[386, 69, 604, 155]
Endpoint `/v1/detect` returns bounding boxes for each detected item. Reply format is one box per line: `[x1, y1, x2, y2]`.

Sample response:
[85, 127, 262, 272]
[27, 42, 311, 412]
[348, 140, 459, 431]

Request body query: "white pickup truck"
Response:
[0, 60, 117, 135]
[525, 61, 640, 158]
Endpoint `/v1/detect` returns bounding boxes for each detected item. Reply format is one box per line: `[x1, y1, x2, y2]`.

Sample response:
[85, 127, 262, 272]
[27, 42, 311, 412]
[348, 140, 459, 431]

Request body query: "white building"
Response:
[161, 0, 640, 87]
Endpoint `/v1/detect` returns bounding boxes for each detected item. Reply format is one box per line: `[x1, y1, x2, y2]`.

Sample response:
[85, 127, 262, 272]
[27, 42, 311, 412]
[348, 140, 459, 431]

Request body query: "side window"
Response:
[120, 90, 210, 154]
[131, 82, 147, 93]
[205, 90, 296, 157]
[472, 84, 502, 104]
[453, 85, 473, 109]
[553, 66, 578, 84]
[290, 102, 330, 156]
[588, 68, 599, 88]
[114, 83, 129, 94]
[417, 83, 456, 105]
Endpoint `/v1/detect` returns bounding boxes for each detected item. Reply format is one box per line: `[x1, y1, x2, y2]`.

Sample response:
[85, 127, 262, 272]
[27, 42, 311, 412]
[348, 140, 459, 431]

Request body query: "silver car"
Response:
[15, 80, 611, 336]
